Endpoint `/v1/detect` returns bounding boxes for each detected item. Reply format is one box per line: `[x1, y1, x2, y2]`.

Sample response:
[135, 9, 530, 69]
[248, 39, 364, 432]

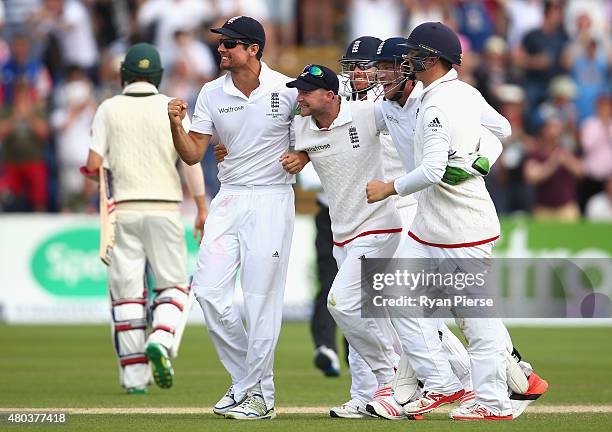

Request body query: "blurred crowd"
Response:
[0, 0, 611, 221]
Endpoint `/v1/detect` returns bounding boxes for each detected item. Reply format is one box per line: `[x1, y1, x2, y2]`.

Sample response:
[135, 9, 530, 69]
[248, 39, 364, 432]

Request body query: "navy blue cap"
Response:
[372, 37, 410, 63]
[211, 16, 266, 50]
[287, 64, 339, 94]
[404, 22, 462, 65]
[341, 36, 383, 61]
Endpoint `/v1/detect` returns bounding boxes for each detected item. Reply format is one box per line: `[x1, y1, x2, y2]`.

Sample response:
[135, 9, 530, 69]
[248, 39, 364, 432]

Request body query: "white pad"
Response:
[393, 352, 419, 404]
[148, 286, 189, 352]
[506, 351, 529, 394]
[111, 298, 149, 389]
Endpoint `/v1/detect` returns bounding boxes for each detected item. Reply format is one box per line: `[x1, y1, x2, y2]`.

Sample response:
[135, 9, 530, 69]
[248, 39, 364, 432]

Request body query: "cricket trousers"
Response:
[192, 184, 295, 410]
[345, 203, 472, 403]
[392, 235, 512, 416]
[328, 232, 402, 389]
[108, 204, 189, 390]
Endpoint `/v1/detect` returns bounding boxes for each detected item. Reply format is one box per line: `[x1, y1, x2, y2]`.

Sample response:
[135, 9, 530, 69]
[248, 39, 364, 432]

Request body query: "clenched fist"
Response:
[366, 180, 396, 203]
[168, 98, 188, 127]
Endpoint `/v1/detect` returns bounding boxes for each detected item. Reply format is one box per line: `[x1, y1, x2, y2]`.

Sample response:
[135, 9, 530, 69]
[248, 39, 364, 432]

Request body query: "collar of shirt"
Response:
[421, 68, 458, 96]
[122, 81, 159, 95]
[222, 61, 276, 100]
[308, 98, 353, 131]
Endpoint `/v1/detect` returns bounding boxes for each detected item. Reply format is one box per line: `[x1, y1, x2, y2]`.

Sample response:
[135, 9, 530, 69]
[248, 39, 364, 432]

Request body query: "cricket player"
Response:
[366, 22, 548, 420]
[331, 36, 473, 420]
[168, 16, 306, 420]
[84, 43, 207, 394]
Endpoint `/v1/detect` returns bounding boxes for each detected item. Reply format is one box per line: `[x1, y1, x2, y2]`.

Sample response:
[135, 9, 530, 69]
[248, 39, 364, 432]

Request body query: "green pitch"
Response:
[2, 323, 611, 431]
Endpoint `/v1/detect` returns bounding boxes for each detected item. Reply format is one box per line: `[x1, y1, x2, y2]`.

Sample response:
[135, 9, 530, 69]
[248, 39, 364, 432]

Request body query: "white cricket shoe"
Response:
[225, 393, 276, 420]
[403, 389, 465, 415]
[330, 398, 372, 418]
[459, 390, 476, 407]
[213, 385, 243, 415]
[449, 403, 512, 421]
[365, 386, 423, 420]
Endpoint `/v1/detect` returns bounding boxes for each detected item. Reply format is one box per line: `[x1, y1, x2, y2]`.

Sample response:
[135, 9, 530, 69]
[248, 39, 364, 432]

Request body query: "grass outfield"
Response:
[2, 323, 612, 431]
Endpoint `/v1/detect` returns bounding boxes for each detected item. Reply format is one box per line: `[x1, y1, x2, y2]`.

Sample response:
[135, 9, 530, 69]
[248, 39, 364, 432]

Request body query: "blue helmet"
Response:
[339, 36, 382, 98]
[341, 36, 382, 62]
[404, 22, 462, 72]
[371, 37, 409, 64]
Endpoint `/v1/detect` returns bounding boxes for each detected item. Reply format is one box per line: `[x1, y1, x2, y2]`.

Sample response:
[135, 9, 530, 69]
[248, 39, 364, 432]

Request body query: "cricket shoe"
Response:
[459, 390, 476, 407]
[403, 389, 465, 415]
[145, 342, 173, 389]
[450, 403, 513, 421]
[213, 386, 245, 415]
[126, 387, 147, 395]
[365, 386, 423, 420]
[330, 398, 373, 418]
[314, 345, 340, 377]
[510, 372, 549, 418]
[225, 393, 276, 420]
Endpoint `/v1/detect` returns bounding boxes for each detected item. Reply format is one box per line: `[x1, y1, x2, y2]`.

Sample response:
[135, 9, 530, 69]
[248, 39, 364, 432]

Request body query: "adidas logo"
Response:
[427, 117, 441, 128]
[272, 251, 279, 258]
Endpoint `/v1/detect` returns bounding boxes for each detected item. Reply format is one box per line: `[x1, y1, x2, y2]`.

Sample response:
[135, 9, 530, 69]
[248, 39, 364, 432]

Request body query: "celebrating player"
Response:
[366, 23, 548, 420]
[168, 16, 307, 420]
[84, 43, 206, 394]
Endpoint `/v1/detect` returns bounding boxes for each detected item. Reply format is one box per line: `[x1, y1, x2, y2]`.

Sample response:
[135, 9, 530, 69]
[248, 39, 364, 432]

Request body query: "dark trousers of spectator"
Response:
[579, 177, 605, 213]
[310, 201, 339, 352]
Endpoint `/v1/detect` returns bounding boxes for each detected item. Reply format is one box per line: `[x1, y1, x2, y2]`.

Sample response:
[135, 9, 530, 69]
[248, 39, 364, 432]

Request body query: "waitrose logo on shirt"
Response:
[218, 105, 245, 114]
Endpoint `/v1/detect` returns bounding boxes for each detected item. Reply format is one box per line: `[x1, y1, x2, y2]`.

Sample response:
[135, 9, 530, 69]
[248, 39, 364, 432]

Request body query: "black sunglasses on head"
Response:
[218, 39, 252, 49]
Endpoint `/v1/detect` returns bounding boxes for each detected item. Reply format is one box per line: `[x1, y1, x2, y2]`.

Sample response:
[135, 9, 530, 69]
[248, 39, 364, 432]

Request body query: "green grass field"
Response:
[2, 323, 612, 431]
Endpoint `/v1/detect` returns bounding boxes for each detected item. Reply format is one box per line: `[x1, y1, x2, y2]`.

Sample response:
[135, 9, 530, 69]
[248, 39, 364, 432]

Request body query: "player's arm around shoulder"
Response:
[168, 98, 211, 165]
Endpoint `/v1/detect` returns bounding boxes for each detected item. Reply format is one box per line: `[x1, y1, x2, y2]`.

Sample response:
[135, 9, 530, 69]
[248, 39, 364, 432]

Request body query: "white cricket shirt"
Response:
[395, 68, 509, 247]
[190, 62, 297, 186]
[294, 99, 401, 245]
[90, 82, 190, 202]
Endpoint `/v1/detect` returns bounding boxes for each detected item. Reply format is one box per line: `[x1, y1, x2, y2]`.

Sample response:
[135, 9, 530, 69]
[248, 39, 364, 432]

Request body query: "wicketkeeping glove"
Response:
[442, 155, 490, 186]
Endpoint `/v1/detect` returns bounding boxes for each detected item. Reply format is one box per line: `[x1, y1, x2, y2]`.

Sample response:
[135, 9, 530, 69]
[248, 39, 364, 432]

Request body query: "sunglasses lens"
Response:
[308, 65, 324, 77]
[220, 39, 238, 49]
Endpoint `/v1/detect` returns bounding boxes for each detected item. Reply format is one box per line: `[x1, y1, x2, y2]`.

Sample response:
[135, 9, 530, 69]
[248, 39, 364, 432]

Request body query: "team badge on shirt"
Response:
[348, 126, 360, 148]
[267, 92, 282, 119]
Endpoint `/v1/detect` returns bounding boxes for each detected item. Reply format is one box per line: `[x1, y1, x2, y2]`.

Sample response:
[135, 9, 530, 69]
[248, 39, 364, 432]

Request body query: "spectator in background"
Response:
[2, 0, 41, 38]
[263, 0, 297, 64]
[405, 0, 444, 34]
[515, 0, 568, 125]
[536, 75, 579, 149]
[487, 84, 534, 214]
[1, 33, 53, 105]
[524, 116, 584, 221]
[348, 0, 405, 42]
[0, 78, 50, 212]
[31, 0, 99, 82]
[50, 69, 96, 212]
[505, 0, 543, 49]
[300, 0, 334, 45]
[137, 0, 215, 68]
[454, 0, 493, 53]
[586, 177, 612, 221]
[563, 12, 611, 124]
[474, 35, 513, 108]
[579, 93, 612, 210]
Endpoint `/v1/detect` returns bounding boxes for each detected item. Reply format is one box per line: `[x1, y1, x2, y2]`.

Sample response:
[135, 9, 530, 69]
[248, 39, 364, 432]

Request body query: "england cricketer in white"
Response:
[85, 43, 207, 394]
[331, 37, 473, 420]
[366, 22, 548, 420]
[167, 16, 308, 420]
